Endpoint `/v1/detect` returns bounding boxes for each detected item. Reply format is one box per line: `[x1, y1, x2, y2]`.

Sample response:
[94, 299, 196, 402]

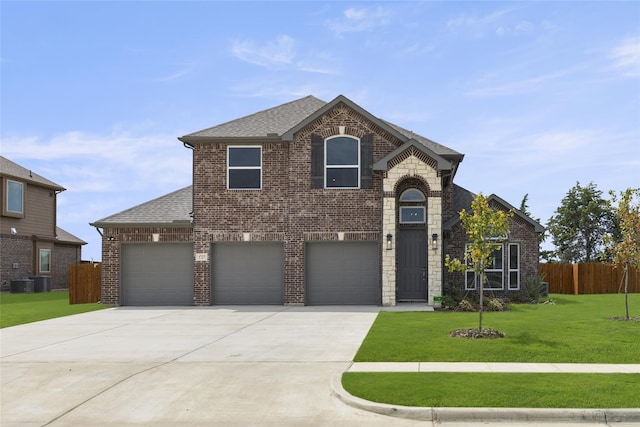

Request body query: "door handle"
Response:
[422, 267, 426, 280]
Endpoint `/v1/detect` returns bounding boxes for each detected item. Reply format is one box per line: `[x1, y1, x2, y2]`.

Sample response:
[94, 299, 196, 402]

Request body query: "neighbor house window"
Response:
[5, 179, 24, 216]
[227, 146, 261, 189]
[39, 249, 51, 273]
[325, 136, 359, 188]
[465, 243, 504, 290]
[508, 243, 520, 290]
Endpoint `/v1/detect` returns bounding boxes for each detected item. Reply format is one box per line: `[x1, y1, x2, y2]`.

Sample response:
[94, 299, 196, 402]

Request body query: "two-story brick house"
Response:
[1, 156, 86, 291]
[92, 95, 543, 306]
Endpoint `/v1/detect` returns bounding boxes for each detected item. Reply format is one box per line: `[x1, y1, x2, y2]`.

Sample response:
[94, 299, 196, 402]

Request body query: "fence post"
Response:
[572, 263, 579, 295]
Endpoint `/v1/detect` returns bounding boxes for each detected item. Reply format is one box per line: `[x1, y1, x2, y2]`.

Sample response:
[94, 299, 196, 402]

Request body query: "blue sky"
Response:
[2, 1, 639, 262]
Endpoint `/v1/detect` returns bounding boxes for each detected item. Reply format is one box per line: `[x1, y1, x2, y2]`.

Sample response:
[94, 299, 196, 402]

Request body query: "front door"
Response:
[397, 229, 427, 301]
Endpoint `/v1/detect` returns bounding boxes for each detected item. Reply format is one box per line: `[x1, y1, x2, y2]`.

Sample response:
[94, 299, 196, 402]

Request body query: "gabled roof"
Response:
[178, 95, 463, 160]
[90, 186, 192, 227]
[0, 156, 65, 191]
[373, 140, 453, 172]
[56, 227, 87, 245]
[443, 184, 545, 233]
[281, 95, 408, 143]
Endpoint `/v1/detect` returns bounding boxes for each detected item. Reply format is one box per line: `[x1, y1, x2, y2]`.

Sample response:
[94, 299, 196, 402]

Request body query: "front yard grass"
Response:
[342, 372, 640, 408]
[344, 294, 640, 408]
[0, 291, 107, 328]
[354, 294, 640, 363]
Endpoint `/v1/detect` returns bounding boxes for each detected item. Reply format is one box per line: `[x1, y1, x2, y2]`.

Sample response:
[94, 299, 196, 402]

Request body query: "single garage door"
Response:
[212, 242, 283, 304]
[121, 243, 194, 306]
[306, 242, 380, 305]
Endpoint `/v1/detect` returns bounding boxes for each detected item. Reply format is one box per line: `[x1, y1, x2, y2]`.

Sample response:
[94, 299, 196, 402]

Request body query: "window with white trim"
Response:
[508, 243, 520, 290]
[227, 146, 261, 189]
[465, 243, 504, 290]
[325, 136, 359, 188]
[39, 249, 51, 274]
[4, 179, 24, 217]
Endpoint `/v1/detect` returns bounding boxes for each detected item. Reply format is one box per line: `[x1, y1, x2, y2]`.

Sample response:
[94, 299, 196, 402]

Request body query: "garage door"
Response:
[212, 242, 283, 304]
[306, 242, 380, 305]
[121, 243, 194, 306]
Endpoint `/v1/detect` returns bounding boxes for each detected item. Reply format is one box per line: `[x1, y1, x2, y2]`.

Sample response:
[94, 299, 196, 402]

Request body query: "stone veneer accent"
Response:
[382, 154, 443, 306]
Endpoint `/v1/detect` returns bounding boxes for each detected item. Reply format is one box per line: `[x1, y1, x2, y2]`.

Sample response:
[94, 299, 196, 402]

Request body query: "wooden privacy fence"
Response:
[69, 263, 101, 304]
[540, 263, 639, 295]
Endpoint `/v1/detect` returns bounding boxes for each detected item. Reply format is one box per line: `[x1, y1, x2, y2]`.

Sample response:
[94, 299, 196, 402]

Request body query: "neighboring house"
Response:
[91, 95, 543, 306]
[0, 156, 86, 292]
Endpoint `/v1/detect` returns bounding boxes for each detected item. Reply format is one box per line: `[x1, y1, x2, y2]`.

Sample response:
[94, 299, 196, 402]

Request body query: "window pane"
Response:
[487, 246, 503, 269]
[326, 137, 358, 165]
[509, 271, 519, 289]
[509, 244, 519, 269]
[466, 271, 476, 290]
[229, 169, 261, 189]
[400, 207, 425, 223]
[229, 147, 261, 166]
[7, 181, 23, 213]
[484, 272, 503, 289]
[326, 168, 358, 187]
[40, 249, 51, 273]
[399, 189, 425, 202]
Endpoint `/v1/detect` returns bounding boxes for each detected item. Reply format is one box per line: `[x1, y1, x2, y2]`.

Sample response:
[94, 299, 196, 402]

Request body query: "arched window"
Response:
[399, 189, 426, 202]
[325, 136, 360, 188]
[399, 188, 426, 224]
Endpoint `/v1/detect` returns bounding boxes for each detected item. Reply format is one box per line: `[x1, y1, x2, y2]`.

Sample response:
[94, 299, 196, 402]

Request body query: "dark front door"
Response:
[397, 229, 427, 301]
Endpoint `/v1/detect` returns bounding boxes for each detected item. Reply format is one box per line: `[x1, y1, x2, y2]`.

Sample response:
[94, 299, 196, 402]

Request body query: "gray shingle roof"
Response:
[0, 156, 65, 191]
[90, 186, 192, 227]
[383, 121, 463, 157]
[56, 227, 87, 245]
[182, 95, 327, 138]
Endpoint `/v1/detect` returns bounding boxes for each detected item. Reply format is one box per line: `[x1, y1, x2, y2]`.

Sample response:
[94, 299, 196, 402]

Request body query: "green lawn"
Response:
[342, 372, 640, 408]
[0, 291, 107, 328]
[344, 294, 640, 408]
[355, 294, 640, 363]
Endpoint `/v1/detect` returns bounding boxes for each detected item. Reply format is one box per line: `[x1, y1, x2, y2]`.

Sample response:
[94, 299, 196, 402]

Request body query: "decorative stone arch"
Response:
[380, 152, 444, 306]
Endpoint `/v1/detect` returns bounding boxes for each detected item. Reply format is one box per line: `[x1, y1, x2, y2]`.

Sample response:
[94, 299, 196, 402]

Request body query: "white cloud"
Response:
[231, 35, 296, 68]
[2, 130, 192, 193]
[446, 8, 513, 38]
[326, 6, 391, 35]
[609, 36, 640, 78]
[466, 66, 582, 96]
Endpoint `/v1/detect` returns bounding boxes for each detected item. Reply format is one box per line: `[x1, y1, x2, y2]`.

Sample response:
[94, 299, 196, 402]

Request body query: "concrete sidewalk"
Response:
[349, 361, 640, 373]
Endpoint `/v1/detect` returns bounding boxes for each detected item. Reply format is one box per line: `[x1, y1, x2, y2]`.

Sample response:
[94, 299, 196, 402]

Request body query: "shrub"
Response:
[458, 298, 475, 311]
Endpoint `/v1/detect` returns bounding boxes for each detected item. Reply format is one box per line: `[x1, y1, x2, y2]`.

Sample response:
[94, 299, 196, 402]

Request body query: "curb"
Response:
[331, 374, 640, 423]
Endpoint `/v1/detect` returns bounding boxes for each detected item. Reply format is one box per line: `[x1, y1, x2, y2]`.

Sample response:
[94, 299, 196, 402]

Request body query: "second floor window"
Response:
[325, 136, 359, 188]
[4, 179, 24, 217]
[228, 146, 261, 190]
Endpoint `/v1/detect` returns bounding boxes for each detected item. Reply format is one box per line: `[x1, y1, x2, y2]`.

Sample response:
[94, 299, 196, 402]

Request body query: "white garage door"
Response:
[306, 242, 380, 305]
[121, 243, 194, 306]
[212, 242, 283, 304]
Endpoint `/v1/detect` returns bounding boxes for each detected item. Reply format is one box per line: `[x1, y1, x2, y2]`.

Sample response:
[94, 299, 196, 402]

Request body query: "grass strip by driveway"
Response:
[342, 372, 640, 408]
[0, 291, 107, 328]
[355, 294, 640, 364]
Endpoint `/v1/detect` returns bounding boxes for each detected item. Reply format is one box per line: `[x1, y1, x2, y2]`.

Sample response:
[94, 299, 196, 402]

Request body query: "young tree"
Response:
[605, 188, 640, 320]
[445, 193, 512, 333]
[547, 182, 616, 263]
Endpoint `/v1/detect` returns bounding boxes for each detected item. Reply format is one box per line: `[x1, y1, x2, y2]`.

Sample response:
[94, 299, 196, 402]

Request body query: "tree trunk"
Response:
[625, 263, 629, 320]
[478, 265, 484, 332]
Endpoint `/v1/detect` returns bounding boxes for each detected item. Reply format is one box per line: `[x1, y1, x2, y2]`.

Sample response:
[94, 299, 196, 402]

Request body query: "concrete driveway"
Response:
[1, 306, 428, 426]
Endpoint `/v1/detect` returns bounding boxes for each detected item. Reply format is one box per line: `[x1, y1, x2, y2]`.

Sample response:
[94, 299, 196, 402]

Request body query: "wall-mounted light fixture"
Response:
[10, 228, 17, 235]
[152, 233, 160, 242]
[386, 233, 393, 250]
[106, 236, 116, 241]
[432, 233, 438, 250]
